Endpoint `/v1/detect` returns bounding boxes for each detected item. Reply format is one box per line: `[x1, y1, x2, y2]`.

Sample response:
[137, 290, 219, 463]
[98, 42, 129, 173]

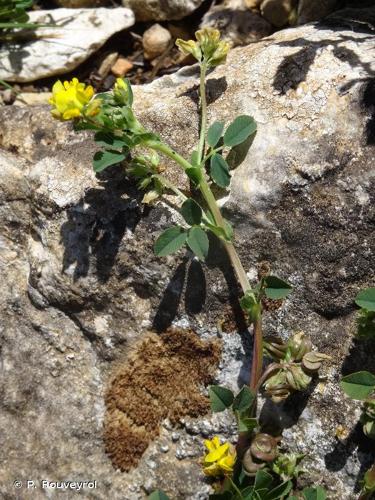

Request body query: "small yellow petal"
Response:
[62, 108, 81, 120]
[205, 443, 229, 463]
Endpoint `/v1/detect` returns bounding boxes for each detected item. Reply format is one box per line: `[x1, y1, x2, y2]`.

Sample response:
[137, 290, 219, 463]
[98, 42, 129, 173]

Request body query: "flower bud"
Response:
[287, 331, 312, 361]
[175, 39, 202, 62]
[113, 78, 133, 107]
[84, 97, 102, 117]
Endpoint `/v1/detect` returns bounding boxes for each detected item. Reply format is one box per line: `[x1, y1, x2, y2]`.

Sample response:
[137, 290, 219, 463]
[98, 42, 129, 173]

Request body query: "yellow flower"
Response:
[202, 436, 236, 477]
[175, 38, 202, 62]
[49, 78, 95, 121]
[113, 77, 133, 106]
[176, 28, 230, 67]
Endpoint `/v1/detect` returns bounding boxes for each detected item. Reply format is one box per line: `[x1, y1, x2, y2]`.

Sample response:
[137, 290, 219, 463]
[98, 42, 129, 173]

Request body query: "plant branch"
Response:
[250, 307, 264, 392]
[197, 62, 207, 164]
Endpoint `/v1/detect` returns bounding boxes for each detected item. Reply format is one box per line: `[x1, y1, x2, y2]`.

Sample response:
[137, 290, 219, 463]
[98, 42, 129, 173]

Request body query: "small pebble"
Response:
[142, 24, 172, 61]
[111, 57, 134, 77]
[160, 444, 169, 453]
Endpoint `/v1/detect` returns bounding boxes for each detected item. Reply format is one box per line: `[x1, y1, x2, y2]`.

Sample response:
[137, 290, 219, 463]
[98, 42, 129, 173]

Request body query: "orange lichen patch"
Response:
[104, 328, 221, 471]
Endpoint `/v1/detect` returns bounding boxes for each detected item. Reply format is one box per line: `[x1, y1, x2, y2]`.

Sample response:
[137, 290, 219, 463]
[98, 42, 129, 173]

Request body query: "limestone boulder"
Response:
[0, 15, 374, 499]
[0, 8, 135, 82]
[121, 0, 204, 21]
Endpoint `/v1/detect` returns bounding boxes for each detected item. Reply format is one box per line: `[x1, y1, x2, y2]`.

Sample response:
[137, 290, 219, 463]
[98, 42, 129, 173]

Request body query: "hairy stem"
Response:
[250, 307, 263, 392]
[145, 140, 192, 171]
[197, 62, 207, 164]
[154, 174, 188, 203]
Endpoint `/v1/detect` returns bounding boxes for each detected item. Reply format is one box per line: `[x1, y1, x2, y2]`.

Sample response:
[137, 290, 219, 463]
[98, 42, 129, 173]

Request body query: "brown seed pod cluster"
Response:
[243, 433, 279, 476]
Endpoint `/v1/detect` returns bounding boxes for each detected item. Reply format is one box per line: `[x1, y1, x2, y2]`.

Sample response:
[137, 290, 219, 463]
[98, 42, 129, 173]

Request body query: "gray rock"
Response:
[0, 8, 135, 82]
[298, 0, 338, 25]
[0, 18, 374, 499]
[201, 0, 273, 46]
[121, 0, 204, 21]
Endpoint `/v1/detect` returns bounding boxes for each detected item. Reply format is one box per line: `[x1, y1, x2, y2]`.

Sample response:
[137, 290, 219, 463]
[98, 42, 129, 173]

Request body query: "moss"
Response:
[104, 328, 221, 471]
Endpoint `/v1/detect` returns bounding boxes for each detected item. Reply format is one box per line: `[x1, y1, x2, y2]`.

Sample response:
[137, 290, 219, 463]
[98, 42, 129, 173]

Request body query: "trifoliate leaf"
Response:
[93, 149, 126, 172]
[154, 226, 187, 257]
[233, 386, 256, 413]
[302, 486, 327, 500]
[187, 227, 209, 260]
[264, 276, 293, 300]
[355, 287, 375, 311]
[180, 199, 203, 226]
[94, 131, 126, 150]
[207, 121, 225, 147]
[224, 115, 257, 147]
[210, 154, 231, 188]
[209, 385, 234, 412]
[341, 371, 375, 400]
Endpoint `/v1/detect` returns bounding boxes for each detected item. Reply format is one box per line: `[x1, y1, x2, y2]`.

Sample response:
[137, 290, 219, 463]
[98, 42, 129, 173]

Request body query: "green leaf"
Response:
[154, 226, 187, 257]
[357, 309, 375, 339]
[180, 199, 203, 226]
[238, 416, 258, 433]
[341, 371, 375, 400]
[210, 154, 231, 188]
[224, 115, 257, 147]
[148, 491, 170, 500]
[94, 131, 126, 150]
[186, 166, 202, 184]
[227, 133, 256, 170]
[93, 149, 126, 172]
[264, 276, 293, 300]
[241, 486, 255, 500]
[209, 385, 234, 412]
[265, 481, 292, 500]
[254, 470, 273, 490]
[355, 287, 375, 311]
[233, 386, 256, 413]
[302, 486, 327, 500]
[207, 121, 225, 147]
[187, 227, 209, 260]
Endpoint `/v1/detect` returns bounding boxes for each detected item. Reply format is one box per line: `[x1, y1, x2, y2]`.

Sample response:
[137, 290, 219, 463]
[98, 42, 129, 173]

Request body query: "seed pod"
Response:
[242, 448, 265, 476]
[302, 352, 331, 373]
[250, 433, 278, 462]
[288, 331, 312, 361]
[264, 371, 290, 402]
[264, 339, 288, 361]
[286, 364, 312, 391]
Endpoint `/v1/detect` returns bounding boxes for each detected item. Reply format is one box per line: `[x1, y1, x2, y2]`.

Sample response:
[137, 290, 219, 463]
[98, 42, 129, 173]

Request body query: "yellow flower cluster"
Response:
[176, 28, 230, 67]
[202, 436, 236, 477]
[49, 78, 96, 121]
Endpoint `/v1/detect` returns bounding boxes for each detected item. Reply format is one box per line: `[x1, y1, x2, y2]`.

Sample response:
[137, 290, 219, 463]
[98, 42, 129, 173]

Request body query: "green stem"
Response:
[250, 307, 263, 393]
[153, 174, 188, 203]
[229, 477, 244, 500]
[145, 140, 192, 171]
[197, 62, 207, 164]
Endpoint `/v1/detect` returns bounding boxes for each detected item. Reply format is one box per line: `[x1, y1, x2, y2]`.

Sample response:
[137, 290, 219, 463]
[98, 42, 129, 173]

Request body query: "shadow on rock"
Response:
[259, 378, 319, 435]
[60, 166, 143, 283]
[272, 9, 375, 145]
[324, 422, 375, 493]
